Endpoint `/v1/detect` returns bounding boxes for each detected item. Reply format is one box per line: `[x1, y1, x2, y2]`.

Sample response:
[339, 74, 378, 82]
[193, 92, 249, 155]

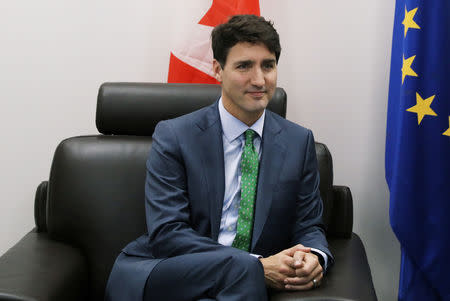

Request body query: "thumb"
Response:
[284, 244, 311, 257]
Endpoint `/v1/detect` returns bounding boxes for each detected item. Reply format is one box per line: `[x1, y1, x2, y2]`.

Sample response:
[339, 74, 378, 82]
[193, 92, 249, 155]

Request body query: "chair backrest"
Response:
[45, 82, 333, 300]
[95, 82, 287, 135]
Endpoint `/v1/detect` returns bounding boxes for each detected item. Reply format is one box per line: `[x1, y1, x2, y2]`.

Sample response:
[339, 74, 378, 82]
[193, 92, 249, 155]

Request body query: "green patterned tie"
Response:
[232, 129, 259, 251]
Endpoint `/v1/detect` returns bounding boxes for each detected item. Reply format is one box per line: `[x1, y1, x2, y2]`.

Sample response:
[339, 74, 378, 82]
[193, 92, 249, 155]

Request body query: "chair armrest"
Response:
[0, 230, 88, 301]
[327, 186, 353, 239]
[270, 234, 377, 301]
[34, 181, 48, 233]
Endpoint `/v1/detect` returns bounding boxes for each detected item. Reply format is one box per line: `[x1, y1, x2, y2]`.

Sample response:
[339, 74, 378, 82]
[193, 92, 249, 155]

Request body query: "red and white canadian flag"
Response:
[167, 0, 260, 84]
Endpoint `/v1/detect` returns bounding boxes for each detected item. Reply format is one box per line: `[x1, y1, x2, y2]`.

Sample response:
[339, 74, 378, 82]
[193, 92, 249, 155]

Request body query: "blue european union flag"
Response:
[386, 0, 450, 300]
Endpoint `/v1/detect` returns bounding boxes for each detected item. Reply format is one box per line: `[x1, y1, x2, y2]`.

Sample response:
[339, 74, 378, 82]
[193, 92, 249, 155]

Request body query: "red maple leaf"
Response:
[199, 0, 260, 27]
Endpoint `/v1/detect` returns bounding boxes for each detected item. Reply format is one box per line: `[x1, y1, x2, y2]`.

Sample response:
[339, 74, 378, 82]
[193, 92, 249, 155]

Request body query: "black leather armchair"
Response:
[0, 83, 376, 301]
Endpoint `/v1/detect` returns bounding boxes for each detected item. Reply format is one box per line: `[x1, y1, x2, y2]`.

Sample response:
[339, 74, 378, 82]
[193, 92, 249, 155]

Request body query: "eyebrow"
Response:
[233, 59, 277, 66]
[234, 60, 252, 66]
[262, 59, 276, 64]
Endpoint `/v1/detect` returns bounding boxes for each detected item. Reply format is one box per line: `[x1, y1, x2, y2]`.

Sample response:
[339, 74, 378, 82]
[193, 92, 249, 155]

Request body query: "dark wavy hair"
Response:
[211, 14, 281, 68]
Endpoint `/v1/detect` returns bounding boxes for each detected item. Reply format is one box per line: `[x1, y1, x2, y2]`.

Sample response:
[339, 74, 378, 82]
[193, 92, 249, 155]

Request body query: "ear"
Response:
[212, 59, 223, 82]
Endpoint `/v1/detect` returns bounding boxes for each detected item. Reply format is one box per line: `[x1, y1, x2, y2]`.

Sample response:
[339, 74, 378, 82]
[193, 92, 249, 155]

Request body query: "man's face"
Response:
[213, 42, 277, 124]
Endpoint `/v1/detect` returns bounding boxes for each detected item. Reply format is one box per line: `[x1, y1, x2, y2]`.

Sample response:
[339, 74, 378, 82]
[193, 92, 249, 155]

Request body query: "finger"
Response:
[283, 244, 310, 257]
[284, 281, 313, 291]
[288, 265, 323, 286]
[285, 272, 323, 291]
[307, 264, 323, 283]
[285, 265, 322, 286]
[283, 251, 304, 267]
[293, 251, 306, 268]
[273, 254, 295, 276]
[295, 253, 320, 277]
[278, 261, 297, 277]
[283, 255, 297, 270]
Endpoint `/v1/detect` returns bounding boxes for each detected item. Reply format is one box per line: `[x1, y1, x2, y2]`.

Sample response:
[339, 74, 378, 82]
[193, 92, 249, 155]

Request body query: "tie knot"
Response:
[244, 129, 256, 146]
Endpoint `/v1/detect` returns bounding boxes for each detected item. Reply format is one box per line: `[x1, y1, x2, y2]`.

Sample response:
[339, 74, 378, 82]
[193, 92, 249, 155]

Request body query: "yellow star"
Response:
[406, 93, 437, 125]
[403, 6, 421, 37]
[443, 117, 450, 137]
[402, 55, 418, 84]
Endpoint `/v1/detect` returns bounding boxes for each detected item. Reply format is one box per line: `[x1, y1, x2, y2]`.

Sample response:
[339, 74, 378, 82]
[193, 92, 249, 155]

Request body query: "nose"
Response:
[250, 67, 265, 87]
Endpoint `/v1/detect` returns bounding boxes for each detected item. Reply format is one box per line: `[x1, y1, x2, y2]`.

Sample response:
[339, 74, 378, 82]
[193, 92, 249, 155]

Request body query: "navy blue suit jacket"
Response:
[105, 101, 332, 300]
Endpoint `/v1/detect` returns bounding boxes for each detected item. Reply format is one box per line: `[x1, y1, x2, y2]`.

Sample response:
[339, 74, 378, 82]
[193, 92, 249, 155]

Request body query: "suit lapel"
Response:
[195, 102, 225, 241]
[251, 112, 286, 250]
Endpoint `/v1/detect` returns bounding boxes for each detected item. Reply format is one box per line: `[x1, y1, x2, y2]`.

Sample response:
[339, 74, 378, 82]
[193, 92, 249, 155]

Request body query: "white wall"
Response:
[0, 1, 399, 300]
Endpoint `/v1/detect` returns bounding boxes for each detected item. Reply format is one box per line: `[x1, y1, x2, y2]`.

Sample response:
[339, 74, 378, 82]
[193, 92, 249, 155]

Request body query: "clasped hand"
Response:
[259, 244, 323, 291]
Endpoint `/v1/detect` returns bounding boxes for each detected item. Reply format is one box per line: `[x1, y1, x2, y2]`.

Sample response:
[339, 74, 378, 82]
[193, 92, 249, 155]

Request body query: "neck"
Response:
[222, 97, 263, 127]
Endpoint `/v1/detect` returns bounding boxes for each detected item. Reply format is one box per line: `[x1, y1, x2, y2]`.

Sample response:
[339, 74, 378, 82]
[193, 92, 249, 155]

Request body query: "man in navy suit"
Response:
[105, 14, 332, 301]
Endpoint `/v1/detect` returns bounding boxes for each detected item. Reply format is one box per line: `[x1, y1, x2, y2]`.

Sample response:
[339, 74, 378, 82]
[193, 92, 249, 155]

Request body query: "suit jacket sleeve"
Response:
[291, 130, 334, 264]
[145, 121, 230, 258]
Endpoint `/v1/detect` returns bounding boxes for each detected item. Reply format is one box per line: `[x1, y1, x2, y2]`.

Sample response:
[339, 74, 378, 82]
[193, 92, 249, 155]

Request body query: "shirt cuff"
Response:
[310, 248, 328, 272]
[250, 253, 262, 259]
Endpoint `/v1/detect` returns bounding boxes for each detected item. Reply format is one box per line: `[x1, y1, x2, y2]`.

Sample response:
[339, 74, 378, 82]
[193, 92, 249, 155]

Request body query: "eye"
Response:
[237, 63, 250, 70]
[262, 62, 275, 70]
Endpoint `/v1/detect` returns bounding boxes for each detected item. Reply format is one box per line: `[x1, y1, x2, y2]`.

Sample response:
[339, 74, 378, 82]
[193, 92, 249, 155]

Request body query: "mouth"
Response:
[246, 91, 266, 98]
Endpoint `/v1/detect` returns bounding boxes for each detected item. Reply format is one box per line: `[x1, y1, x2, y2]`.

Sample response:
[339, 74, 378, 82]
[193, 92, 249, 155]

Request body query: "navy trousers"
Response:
[144, 248, 268, 301]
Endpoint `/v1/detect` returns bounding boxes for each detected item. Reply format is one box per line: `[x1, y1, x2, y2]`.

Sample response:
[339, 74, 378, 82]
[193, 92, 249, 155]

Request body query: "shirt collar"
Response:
[218, 97, 265, 142]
